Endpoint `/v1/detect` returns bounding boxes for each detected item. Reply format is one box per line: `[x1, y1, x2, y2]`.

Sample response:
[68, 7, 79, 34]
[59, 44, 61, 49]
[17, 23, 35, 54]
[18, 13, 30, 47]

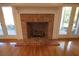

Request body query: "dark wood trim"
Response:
[0, 37, 79, 42]
[0, 39, 17, 42]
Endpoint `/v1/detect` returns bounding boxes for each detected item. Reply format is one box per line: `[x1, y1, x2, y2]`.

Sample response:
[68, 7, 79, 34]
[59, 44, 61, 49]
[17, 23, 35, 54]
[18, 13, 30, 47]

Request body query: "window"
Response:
[72, 7, 79, 35]
[0, 22, 3, 35]
[2, 6, 16, 35]
[59, 7, 72, 35]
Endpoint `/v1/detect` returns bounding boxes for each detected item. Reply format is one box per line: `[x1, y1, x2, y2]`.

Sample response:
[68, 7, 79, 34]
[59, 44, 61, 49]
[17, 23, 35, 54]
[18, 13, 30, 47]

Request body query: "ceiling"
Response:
[0, 3, 79, 7]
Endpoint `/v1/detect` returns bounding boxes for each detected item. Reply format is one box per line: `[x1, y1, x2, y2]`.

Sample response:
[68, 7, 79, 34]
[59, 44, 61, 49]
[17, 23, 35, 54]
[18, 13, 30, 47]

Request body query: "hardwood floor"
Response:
[0, 40, 79, 56]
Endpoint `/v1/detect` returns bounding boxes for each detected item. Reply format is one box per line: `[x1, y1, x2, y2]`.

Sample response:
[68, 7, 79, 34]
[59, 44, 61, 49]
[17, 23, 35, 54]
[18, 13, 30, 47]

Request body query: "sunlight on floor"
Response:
[59, 42, 65, 50]
[67, 41, 72, 51]
[0, 42, 5, 47]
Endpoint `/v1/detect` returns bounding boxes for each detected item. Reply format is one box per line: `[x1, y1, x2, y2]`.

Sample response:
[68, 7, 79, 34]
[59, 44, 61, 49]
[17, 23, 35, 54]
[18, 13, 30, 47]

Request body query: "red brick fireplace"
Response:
[20, 14, 54, 40]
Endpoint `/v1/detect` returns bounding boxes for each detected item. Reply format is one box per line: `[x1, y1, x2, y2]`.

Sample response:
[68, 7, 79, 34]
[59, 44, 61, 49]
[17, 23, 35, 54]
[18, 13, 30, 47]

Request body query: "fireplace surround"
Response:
[20, 14, 54, 40]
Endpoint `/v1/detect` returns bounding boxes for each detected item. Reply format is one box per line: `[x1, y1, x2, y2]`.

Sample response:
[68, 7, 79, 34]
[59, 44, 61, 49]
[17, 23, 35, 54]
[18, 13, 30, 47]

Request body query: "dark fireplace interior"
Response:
[27, 22, 48, 38]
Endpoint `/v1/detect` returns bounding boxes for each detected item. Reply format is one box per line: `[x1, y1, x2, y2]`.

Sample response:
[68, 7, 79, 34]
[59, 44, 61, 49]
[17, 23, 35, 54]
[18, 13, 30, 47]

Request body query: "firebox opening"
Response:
[27, 22, 48, 38]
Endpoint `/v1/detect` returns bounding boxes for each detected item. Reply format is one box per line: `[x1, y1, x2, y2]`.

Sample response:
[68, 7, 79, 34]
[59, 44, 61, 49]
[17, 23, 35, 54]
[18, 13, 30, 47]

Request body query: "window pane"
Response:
[0, 22, 3, 35]
[59, 7, 72, 35]
[2, 6, 16, 35]
[72, 7, 79, 35]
